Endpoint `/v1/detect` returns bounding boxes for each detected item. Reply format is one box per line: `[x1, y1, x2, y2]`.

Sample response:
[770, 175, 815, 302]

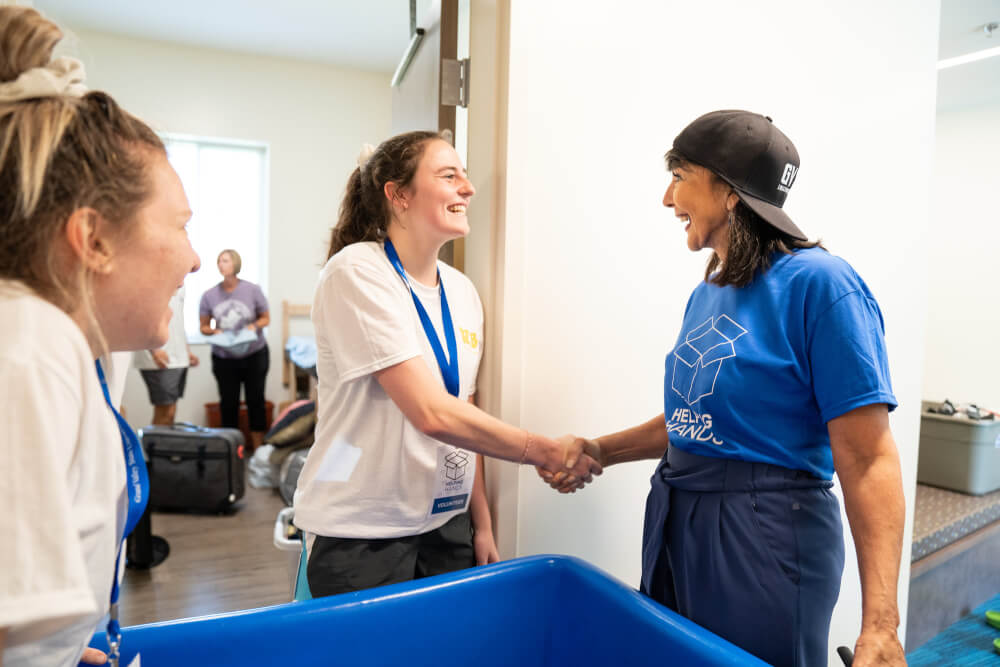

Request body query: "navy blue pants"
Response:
[641, 447, 844, 667]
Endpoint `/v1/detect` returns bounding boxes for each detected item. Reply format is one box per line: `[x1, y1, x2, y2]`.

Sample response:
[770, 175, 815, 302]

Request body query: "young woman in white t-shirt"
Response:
[0, 8, 200, 666]
[295, 131, 602, 596]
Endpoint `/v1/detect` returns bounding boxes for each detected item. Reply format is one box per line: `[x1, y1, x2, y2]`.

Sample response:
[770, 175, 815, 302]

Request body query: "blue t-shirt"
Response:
[663, 247, 896, 479]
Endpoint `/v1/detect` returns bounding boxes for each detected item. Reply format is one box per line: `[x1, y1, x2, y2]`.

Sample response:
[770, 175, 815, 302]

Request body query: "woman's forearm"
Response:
[829, 406, 905, 641]
[376, 359, 567, 471]
[835, 442, 904, 630]
[422, 392, 560, 467]
[199, 315, 216, 335]
[595, 413, 669, 466]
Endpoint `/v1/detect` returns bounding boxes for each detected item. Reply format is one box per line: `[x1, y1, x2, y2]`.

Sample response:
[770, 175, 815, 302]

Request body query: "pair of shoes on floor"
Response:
[987, 610, 1000, 654]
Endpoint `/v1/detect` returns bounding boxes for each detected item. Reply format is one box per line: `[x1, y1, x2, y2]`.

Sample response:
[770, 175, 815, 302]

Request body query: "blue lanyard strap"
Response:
[384, 239, 460, 397]
[95, 359, 150, 661]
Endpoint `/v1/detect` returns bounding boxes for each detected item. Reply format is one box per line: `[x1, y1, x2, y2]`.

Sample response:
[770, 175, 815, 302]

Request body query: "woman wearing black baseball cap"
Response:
[545, 111, 906, 666]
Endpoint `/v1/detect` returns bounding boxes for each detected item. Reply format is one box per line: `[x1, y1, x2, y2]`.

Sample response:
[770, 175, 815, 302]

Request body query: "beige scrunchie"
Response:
[357, 143, 375, 169]
[0, 56, 87, 103]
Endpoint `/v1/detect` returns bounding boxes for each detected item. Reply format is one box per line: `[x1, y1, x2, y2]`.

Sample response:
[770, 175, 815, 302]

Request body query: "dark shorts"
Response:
[306, 512, 475, 598]
[139, 368, 188, 406]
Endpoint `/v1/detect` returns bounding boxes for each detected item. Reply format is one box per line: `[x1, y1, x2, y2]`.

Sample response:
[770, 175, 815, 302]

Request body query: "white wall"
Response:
[493, 1, 939, 664]
[922, 100, 1000, 408]
[51, 27, 392, 430]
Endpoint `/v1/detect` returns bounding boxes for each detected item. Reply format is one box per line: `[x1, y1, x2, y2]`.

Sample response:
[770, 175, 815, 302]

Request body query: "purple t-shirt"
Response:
[199, 280, 269, 359]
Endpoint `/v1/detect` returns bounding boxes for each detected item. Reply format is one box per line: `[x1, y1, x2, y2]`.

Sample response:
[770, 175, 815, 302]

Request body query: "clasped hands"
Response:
[537, 435, 604, 494]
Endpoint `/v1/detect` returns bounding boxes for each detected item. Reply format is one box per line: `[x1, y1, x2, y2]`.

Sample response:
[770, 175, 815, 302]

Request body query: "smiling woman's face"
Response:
[93, 152, 200, 351]
[663, 163, 735, 257]
[399, 139, 476, 243]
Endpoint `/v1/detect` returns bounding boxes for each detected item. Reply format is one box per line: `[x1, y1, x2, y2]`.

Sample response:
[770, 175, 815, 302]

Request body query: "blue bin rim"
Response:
[91, 554, 768, 666]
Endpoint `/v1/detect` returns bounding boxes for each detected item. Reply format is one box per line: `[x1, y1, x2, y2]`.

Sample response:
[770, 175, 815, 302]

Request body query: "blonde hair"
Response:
[218, 249, 242, 275]
[0, 7, 165, 325]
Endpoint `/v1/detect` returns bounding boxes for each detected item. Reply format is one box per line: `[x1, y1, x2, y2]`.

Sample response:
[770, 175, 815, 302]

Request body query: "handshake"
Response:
[535, 435, 604, 494]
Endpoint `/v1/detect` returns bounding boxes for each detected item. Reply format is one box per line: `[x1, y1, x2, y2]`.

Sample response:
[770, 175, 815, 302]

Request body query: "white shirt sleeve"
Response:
[315, 257, 422, 384]
[463, 278, 484, 398]
[0, 357, 96, 635]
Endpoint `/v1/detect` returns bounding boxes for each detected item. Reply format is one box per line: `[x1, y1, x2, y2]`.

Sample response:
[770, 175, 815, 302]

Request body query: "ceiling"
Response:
[938, 0, 1000, 59]
[34, 0, 435, 73]
[32, 0, 1000, 110]
[937, 0, 1000, 111]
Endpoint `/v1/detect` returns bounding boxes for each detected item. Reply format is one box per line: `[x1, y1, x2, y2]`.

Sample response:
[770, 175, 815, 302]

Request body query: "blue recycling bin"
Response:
[86, 555, 767, 666]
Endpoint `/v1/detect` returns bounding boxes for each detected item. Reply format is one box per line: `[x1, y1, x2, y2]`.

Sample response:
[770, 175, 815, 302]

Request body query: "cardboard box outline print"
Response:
[445, 450, 470, 481]
[672, 315, 747, 406]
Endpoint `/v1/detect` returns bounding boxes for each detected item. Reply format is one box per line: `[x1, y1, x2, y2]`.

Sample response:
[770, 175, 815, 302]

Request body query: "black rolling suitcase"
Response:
[141, 423, 246, 513]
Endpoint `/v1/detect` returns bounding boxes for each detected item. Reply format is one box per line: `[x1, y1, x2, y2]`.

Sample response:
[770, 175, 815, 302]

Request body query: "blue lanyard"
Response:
[384, 239, 460, 397]
[95, 359, 149, 663]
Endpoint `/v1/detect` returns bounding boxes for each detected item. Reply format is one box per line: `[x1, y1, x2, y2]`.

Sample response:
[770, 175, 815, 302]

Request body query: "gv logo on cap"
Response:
[778, 163, 798, 193]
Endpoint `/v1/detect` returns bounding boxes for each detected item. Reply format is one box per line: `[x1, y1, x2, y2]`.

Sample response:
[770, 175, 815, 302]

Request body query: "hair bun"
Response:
[0, 6, 63, 85]
[0, 56, 87, 103]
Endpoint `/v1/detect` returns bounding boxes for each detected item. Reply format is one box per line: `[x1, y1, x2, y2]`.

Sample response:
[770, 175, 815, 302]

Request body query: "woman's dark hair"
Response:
[327, 130, 443, 259]
[665, 150, 822, 288]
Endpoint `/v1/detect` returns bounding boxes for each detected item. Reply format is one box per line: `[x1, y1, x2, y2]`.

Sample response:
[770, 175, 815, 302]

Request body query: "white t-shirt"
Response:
[0, 281, 127, 667]
[293, 242, 484, 539]
[133, 286, 189, 370]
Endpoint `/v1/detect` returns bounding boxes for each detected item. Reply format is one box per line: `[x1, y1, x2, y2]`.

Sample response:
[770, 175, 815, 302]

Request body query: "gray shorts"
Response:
[139, 368, 188, 406]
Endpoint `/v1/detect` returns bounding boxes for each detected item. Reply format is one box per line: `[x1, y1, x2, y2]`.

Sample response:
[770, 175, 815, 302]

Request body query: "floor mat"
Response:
[907, 590, 1000, 665]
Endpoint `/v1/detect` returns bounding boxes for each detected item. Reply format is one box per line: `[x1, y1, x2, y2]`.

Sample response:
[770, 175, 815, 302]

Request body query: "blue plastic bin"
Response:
[87, 555, 767, 666]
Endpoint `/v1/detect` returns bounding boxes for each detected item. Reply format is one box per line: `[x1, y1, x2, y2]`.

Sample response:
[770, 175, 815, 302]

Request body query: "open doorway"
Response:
[905, 0, 1000, 657]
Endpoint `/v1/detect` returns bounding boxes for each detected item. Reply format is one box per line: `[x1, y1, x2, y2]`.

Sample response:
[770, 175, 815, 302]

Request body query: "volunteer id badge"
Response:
[428, 447, 476, 516]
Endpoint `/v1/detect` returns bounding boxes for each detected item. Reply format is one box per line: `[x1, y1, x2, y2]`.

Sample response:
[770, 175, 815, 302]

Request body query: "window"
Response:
[162, 135, 269, 340]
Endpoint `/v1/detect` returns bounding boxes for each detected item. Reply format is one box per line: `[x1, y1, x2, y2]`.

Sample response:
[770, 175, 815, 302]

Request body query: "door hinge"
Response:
[441, 58, 470, 108]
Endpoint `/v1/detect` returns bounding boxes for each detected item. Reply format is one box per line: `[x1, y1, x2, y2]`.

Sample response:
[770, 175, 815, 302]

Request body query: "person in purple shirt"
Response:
[199, 248, 270, 452]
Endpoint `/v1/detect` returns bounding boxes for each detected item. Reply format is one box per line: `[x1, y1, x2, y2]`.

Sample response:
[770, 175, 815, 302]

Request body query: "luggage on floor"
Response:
[141, 423, 246, 512]
[248, 444, 280, 489]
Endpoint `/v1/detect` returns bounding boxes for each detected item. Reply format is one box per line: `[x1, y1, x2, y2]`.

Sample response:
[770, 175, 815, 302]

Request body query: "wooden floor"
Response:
[120, 485, 292, 626]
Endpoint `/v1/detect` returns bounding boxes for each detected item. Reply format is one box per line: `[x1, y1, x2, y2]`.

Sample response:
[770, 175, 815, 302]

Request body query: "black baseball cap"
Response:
[671, 110, 806, 241]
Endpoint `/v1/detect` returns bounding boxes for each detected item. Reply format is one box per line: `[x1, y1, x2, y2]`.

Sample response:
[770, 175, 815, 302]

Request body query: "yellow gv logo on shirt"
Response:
[459, 327, 479, 350]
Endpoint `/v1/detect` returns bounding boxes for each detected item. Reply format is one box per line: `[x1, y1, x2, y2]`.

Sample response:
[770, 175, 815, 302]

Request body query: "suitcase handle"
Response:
[172, 421, 207, 432]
